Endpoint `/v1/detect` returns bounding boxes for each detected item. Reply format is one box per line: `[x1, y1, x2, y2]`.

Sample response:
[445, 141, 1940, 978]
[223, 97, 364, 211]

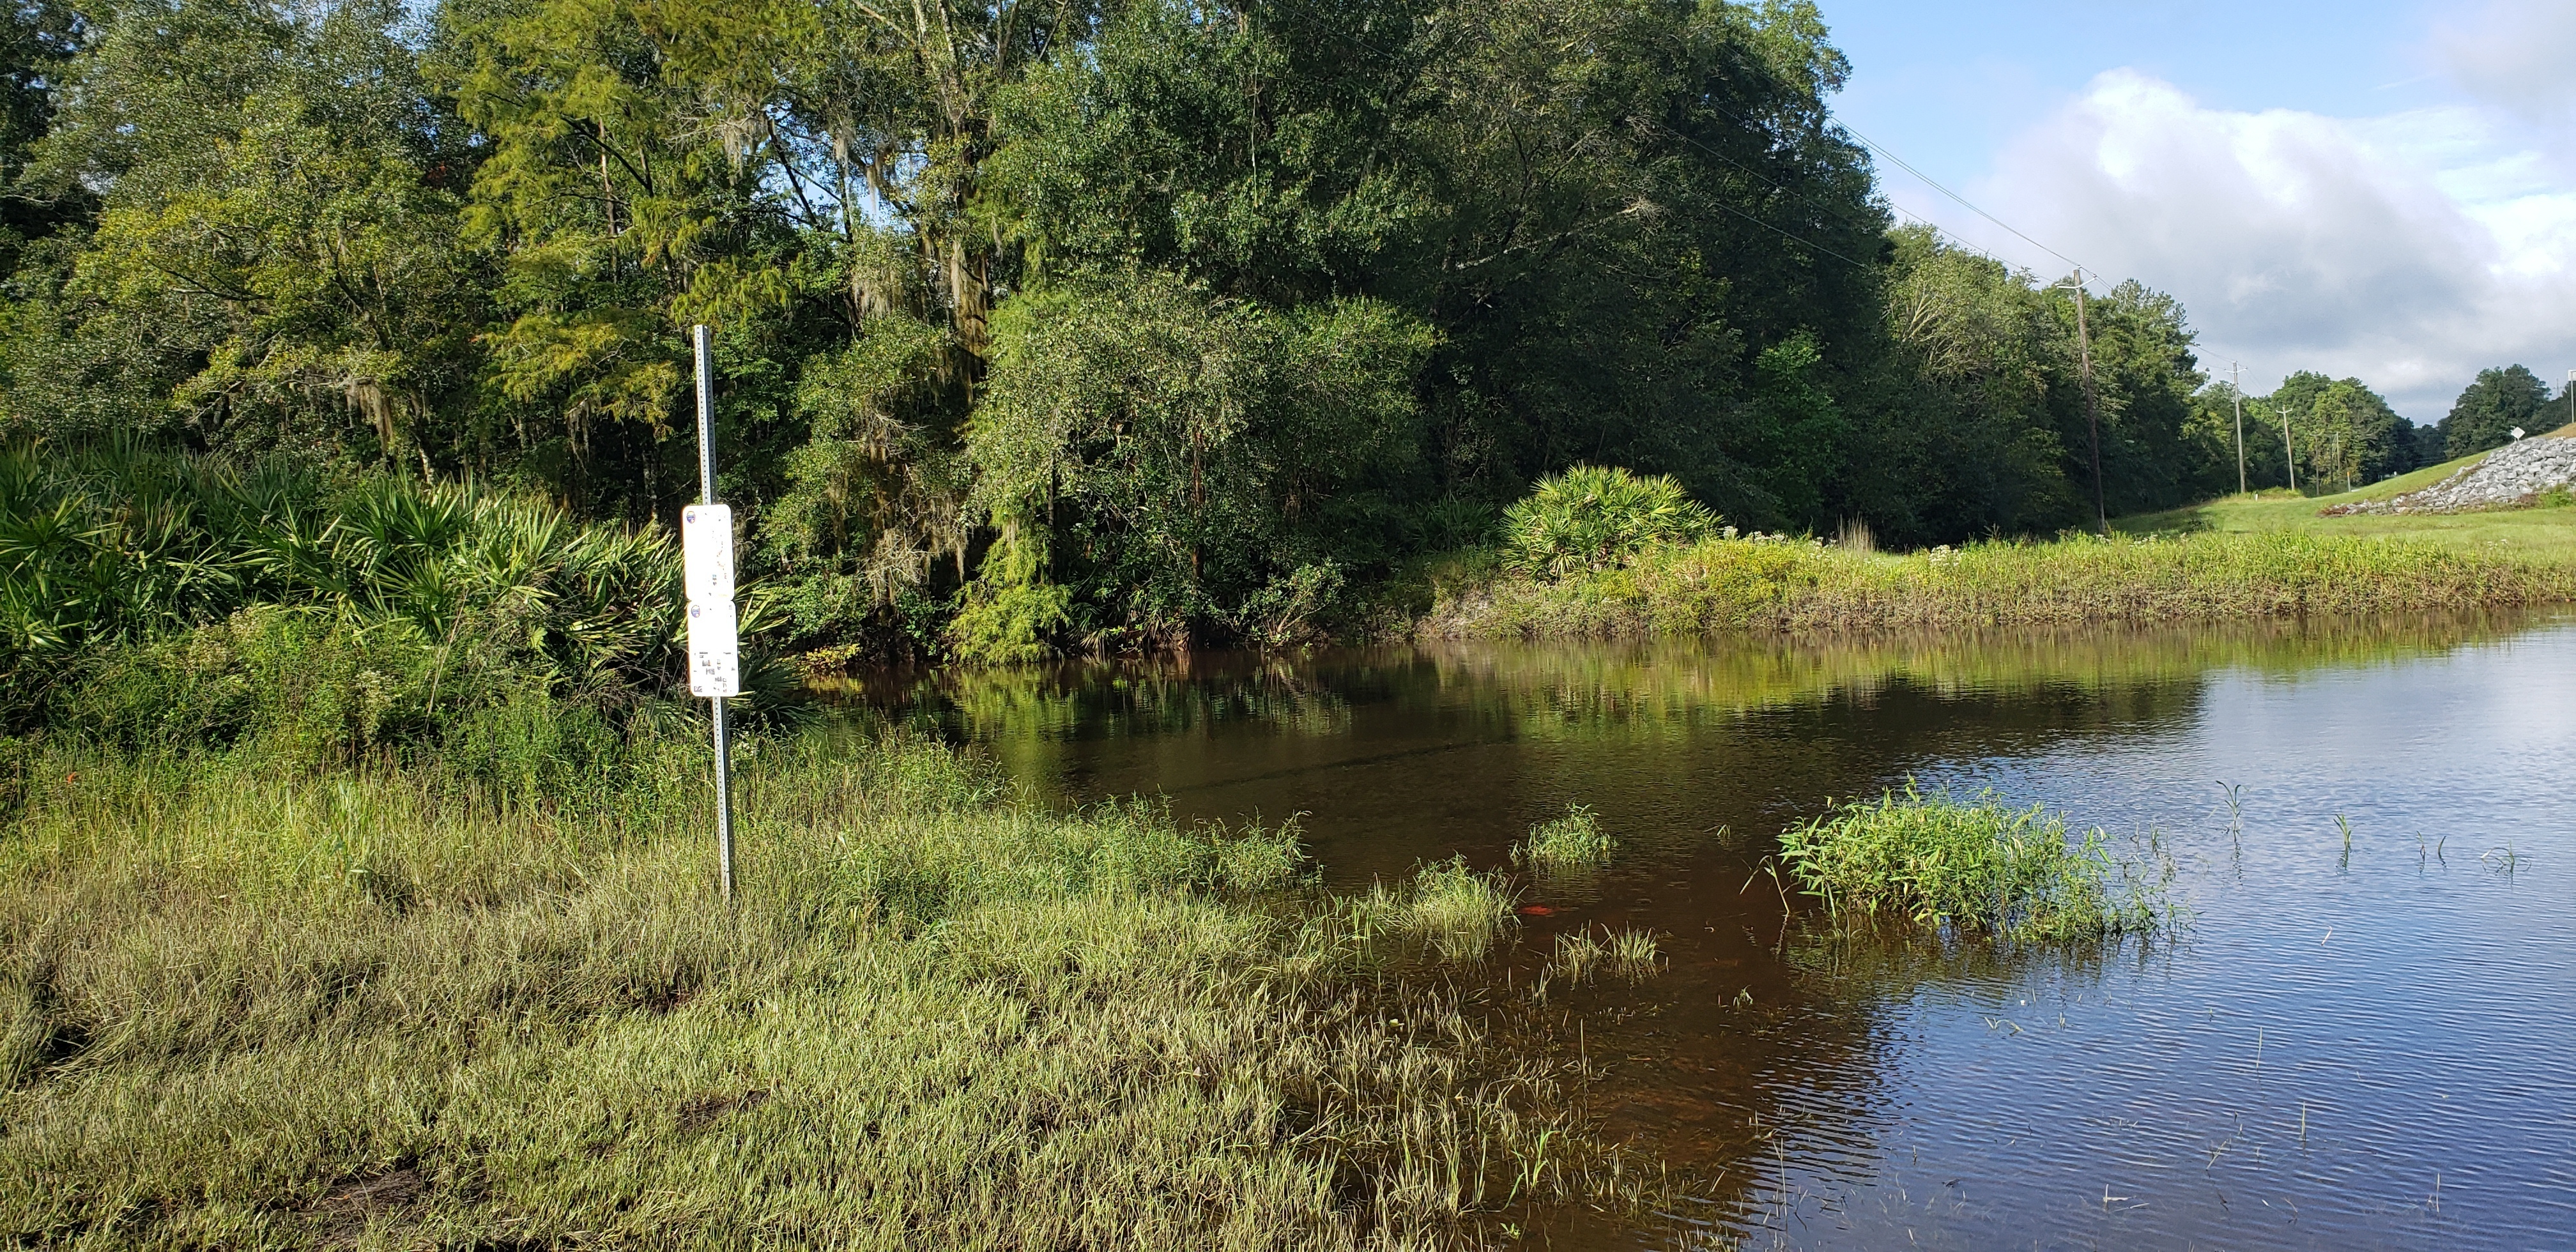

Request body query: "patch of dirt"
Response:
[308, 1166, 427, 1248]
[676, 1087, 770, 1131]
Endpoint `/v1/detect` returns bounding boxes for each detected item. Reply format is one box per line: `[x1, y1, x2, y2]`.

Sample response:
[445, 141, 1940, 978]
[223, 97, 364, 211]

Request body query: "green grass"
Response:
[1775, 786, 2178, 943]
[1513, 804, 1616, 872]
[1545, 929, 1661, 984]
[1418, 528, 2576, 639]
[0, 731, 1619, 1249]
[2113, 432, 2576, 561]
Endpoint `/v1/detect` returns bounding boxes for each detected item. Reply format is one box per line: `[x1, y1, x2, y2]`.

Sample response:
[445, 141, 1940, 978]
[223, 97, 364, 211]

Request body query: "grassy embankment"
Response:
[2115, 424, 2576, 559]
[1418, 529, 2576, 639]
[0, 726, 1649, 1249]
[1413, 448, 2576, 641]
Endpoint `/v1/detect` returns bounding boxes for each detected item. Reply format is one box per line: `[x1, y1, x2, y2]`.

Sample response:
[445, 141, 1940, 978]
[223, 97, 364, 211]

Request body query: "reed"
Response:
[0, 731, 1607, 1249]
[1775, 785, 2178, 943]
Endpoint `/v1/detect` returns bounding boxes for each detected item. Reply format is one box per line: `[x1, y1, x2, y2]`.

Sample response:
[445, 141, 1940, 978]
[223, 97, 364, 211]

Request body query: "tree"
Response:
[4, 0, 482, 459]
[2271, 371, 2407, 492]
[2439, 365, 2552, 459]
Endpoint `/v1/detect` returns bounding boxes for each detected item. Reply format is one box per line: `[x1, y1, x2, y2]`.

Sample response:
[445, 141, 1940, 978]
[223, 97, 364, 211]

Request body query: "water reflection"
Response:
[829, 610, 2576, 1249]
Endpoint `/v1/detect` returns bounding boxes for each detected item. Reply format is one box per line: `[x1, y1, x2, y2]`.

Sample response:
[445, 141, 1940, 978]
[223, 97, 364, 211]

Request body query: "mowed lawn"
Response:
[2115, 427, 2576, 561]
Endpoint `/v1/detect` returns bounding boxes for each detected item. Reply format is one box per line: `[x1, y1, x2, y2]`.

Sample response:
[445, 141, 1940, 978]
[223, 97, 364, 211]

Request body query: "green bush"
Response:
[1501, 465, 1722, 577]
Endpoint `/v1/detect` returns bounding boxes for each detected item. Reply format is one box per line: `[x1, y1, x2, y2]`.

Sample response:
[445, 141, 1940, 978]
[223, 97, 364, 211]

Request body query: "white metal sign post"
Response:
[687, 324, 740, 898]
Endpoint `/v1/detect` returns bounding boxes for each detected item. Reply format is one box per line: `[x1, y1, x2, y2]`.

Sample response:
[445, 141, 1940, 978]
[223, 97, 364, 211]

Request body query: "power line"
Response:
[1667, 105, 2060, 280]
[1834, 120, 2096, 280]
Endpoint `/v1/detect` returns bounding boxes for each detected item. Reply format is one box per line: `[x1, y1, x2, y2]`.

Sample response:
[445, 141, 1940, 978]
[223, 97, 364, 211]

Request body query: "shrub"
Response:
[1501, 466, 1721, 577]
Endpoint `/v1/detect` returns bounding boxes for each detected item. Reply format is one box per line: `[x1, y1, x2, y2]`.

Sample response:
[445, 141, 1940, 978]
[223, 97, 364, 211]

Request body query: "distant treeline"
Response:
[0, 0, 2548, 660]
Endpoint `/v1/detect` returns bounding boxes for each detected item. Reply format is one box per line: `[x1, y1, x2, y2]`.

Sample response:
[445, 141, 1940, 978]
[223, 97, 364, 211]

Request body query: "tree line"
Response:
[0, 0, 2543, 661]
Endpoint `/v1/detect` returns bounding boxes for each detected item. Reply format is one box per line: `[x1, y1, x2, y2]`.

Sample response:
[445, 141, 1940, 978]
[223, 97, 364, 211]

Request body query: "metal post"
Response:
[694, 324, 735, 900]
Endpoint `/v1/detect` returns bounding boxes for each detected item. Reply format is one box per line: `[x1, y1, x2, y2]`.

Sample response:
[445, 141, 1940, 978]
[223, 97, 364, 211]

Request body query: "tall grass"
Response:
[1776, 786, 2177, 943]
[1418, 530, 2576, 639]
[0, 730, 1614, 1249]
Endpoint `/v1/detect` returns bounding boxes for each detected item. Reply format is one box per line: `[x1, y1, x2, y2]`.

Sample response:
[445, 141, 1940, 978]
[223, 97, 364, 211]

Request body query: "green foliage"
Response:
[0, 441, 680, 729]
[1502, 466, 1721, 576]
[1777, 784, 2175, 942]
[967, 276, 1431, 648]
[2440, 364, 2558, 460]
[0, 0, 2469, 666]
[2272, 371, 2412, 492]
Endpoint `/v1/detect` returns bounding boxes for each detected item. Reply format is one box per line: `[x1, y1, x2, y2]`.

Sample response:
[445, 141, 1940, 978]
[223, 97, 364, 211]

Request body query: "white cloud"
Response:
[1890, 69, 2576, 422]
[2434, 0, 2576, 135]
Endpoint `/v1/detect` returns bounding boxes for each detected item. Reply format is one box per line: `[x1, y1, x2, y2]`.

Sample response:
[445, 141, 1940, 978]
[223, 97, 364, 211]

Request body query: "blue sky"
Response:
[1811, 0, 2576, 422]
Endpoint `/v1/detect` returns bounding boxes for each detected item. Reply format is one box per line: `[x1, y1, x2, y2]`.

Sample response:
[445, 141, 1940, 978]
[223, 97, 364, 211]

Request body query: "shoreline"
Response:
[1408, 531, 2576, 641]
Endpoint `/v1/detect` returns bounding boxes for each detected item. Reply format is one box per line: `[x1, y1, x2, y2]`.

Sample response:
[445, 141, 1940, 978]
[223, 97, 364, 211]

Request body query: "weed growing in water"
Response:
[1546, 928, 1664, 984]
[1607, 928, 1662, 978]
[1516, 803, 1617, 872]
[1776, 784, 2180, 943]
[1402, 857, 1518, 960]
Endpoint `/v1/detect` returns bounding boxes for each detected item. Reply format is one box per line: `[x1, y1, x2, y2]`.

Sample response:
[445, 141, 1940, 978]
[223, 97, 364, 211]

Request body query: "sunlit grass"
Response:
[1775, 786, 2179, 943]
[1421, 528, 2576, 639]
[0, 733, 1609, 1249]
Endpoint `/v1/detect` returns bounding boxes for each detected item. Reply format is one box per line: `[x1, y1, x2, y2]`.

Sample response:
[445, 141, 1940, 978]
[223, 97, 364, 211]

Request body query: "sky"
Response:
[1818, 0, 2576, 424]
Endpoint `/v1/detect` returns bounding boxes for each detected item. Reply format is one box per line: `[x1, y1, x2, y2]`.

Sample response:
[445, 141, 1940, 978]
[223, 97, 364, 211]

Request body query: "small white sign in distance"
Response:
[680, 504, 736, 606]
[680, 505, 742, 698]
[687, 600, 742, 698]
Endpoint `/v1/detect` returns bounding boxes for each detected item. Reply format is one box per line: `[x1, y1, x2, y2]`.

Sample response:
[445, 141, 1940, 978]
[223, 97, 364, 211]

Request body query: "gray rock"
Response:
[2327, 435, 2576, 515]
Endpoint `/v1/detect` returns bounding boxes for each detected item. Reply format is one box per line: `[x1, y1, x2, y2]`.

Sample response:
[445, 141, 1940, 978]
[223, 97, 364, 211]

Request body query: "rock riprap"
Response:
[2326, 434, 2576, 515]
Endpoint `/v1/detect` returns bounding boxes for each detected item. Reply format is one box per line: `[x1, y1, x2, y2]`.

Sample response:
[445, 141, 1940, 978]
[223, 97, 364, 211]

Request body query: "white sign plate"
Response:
[680, 505, 742, 698]
[680, 504, 736, 606]
[687, 600, 742, 698]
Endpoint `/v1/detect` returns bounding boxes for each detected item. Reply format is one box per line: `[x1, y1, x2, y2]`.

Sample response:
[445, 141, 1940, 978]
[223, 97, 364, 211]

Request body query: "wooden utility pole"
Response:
[2230, 362, 2248, 496]
[2057, 274, 2108, 533]
[2279, 404, 2297, 493]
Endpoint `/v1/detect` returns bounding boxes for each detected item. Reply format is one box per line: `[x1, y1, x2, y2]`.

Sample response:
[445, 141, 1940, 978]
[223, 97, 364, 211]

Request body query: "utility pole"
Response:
[2278, 404, 2297, 493]
[2230, 362, 2248, 496]
[2051, 273, 2108, 533]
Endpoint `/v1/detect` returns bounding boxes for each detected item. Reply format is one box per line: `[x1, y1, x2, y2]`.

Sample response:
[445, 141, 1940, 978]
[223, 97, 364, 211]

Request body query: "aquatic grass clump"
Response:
[1777, 785, 2176, 942]
[1404, 857, 1518, 960]
[1545, 928, 1660, 984]
[1515, 803, 1617, 871]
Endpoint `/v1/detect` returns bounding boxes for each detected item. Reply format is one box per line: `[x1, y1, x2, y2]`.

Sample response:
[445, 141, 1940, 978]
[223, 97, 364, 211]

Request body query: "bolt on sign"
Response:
[681, 504, 742, 698]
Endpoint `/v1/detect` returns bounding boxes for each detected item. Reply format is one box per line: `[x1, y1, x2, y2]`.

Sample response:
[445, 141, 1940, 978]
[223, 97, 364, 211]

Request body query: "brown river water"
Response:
[836, 613, 2576, 1250]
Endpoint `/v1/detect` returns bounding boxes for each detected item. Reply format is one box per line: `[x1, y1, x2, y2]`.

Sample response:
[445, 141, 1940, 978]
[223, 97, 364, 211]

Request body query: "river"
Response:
[838, 612, 2576, 1249]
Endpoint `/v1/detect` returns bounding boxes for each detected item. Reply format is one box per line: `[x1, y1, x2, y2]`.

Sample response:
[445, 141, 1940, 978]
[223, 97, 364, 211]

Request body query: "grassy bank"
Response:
[1414, 530, 2576, 640]
[0, 728, 1628, 1249]
[2114, 429, 2576, 560]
